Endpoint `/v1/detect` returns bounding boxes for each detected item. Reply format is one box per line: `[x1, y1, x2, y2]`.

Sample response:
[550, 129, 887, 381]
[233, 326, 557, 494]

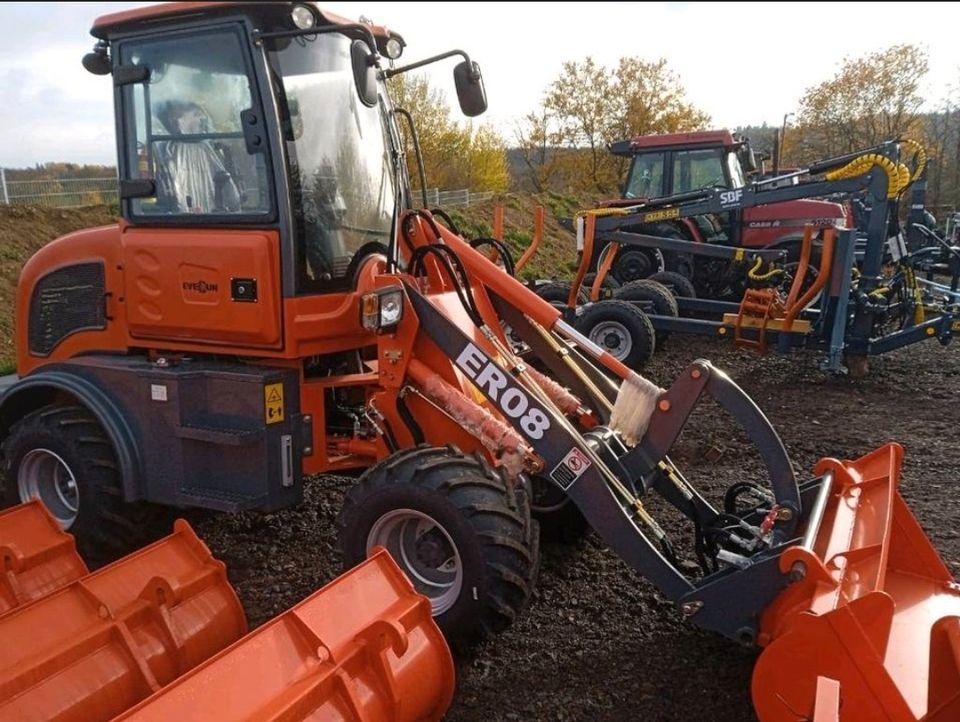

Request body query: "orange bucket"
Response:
[115, 547, 455, 722]
[0, 519, 246, 722]
[753, 444, 960, 721]
[0, 501, 87, 615]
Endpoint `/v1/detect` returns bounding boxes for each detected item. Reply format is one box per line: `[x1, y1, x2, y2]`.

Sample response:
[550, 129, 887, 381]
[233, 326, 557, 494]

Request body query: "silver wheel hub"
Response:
[589, 320, 632, 360]
[17, 449, 80, 529]
[366, 508, 463, 615]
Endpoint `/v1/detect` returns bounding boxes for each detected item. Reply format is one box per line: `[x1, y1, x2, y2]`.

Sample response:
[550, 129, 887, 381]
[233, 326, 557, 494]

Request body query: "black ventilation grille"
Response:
[28, 262, 106, 356]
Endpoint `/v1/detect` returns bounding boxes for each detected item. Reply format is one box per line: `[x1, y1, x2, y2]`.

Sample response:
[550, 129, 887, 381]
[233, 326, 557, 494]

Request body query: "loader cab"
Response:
[102, 3, 410, 314]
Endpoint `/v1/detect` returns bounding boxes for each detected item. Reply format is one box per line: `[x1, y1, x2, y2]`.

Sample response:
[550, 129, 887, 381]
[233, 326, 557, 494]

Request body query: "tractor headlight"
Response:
[291, 4, 317, 29]
[361, 287, 404, 331]
[385, 37, 404, 60]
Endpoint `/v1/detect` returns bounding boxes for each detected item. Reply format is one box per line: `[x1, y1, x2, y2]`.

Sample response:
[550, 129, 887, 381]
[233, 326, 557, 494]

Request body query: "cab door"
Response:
[114, 23, 283, 349]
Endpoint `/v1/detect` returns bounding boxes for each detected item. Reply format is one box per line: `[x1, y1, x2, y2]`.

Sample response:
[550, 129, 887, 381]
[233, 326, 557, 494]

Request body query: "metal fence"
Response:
[419, 188, 494, 208]
[0, 172, 118, 208]
[0, 170, 493, 211]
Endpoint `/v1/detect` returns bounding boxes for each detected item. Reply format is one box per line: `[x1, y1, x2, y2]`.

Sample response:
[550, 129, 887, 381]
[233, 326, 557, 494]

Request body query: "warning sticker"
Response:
[549, 447, 592, 490]
[264, 383, 284, 424]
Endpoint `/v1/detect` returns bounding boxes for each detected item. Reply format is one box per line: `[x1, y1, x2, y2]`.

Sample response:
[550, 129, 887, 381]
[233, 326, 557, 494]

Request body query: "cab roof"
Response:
[92, 2, 396, 43]
[609, 130, 738, 157]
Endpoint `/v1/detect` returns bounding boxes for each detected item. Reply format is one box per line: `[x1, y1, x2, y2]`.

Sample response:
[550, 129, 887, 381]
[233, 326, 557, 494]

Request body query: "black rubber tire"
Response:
[337, 445, 539, 648]
[530, 475, 590, 543]
[575, 300, 656, 369]
[648, 271, 697, 300]
[781, 243, 823, 299]
[614, 279, 679, 347]
[612, 249, 659, 283]
[2, 404, 170, 566]
[583, 272, 621, 293]
[535, 281, 588, 306]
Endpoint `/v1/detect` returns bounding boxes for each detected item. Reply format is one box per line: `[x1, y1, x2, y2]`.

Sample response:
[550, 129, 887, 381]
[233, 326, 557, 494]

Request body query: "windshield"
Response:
[726, 151, 745, 188]
[269, 35, 396, 294]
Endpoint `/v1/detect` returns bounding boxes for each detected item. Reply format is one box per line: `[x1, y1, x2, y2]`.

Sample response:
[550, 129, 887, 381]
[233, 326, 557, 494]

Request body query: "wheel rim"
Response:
[367, 509, 463, 615]
[17, 449, 80, 529]
[618, 252, 652, 282]
[588, 320, 632, 360]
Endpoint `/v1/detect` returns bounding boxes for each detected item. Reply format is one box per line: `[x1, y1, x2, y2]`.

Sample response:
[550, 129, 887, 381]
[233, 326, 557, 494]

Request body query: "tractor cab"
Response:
[611, 130, 751, 201]
[596, 130, 848, 288]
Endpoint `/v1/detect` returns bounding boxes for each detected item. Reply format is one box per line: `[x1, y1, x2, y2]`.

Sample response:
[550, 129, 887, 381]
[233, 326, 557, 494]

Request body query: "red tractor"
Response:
[601, 130, 849, 297]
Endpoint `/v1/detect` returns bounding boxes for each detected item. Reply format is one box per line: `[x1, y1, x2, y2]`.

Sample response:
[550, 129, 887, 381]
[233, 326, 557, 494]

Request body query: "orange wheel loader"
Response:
[0, 4, 957, 719]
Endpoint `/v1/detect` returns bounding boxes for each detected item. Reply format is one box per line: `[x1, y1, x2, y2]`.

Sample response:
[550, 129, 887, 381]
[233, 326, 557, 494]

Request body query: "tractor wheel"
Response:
[648, 271, 697, 300]
[612, 249, 660, 284]
[530, 475, 590, 543]
[575, 300, 656, 369]
[535, 281, 588, 307]
[337, 445, 539, 648]
[2, 404, 170, 565]
[781, 243, 824, 302]
[614, 279, 678, 347]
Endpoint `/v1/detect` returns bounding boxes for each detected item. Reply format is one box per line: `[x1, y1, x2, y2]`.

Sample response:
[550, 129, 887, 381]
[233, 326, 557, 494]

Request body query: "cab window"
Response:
[625, 152, 666, 199]
[120, 28, 271, 218]
[671, 148, 727, 193]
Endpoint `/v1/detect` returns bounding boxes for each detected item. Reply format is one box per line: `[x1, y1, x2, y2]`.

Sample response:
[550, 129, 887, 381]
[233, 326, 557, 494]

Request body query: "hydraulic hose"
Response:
[824, 153, 907, 198]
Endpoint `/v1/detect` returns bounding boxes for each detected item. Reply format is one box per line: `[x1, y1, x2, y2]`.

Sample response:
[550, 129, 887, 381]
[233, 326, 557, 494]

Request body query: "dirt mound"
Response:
[443, 192, 592, 281]
[0, 204, 117, 368]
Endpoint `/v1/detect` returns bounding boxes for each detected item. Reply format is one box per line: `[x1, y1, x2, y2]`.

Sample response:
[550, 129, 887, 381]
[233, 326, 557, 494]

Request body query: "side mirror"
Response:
[739, 145, 758, 173]
[82, 51, 111, 76]
[453, 60, 487, 117]
[351, 40, 378, 107]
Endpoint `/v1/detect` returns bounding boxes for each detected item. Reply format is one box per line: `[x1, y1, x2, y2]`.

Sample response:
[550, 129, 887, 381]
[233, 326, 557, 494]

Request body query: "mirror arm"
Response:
[384, 49, 477, 79]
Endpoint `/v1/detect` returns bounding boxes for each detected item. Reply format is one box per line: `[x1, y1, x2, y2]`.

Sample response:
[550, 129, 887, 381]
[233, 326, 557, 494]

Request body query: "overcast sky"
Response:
[1, 1, 957, 168]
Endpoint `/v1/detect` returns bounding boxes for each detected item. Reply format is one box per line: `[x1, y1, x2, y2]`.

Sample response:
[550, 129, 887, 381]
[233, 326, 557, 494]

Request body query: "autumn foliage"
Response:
[515, 57, 710, 194]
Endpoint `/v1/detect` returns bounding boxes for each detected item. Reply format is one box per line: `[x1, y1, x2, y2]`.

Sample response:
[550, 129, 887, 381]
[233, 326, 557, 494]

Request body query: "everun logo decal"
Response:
[455, 342, 551, 440]
[182, 280, 219, 294]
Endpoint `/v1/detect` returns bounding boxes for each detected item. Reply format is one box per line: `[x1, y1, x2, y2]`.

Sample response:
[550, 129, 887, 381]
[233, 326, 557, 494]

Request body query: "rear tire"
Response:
[612, 249, 660, 284]
[337, 446, 539, 648]
[2, 404, 170, 565]
[575, 300, 656, 368]
[614, 279, 678, 347]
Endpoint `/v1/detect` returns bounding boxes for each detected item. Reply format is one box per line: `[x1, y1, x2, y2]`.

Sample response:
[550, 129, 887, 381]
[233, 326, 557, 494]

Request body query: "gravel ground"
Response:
[193, 336, 960, 722]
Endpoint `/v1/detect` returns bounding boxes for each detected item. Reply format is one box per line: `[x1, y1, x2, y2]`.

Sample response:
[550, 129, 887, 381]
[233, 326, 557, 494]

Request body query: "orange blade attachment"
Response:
[0, 501, 87, 616]
[0, 519, 246, 722]
[114, 548, 455, 722]
[753, 443, 960, 721]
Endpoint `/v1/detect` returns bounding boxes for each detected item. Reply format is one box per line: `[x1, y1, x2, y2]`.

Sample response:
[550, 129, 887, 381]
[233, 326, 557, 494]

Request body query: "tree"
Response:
[791, 45, 928, 163]
[388, 74, 510, 196]
[516, 56, 709, 194]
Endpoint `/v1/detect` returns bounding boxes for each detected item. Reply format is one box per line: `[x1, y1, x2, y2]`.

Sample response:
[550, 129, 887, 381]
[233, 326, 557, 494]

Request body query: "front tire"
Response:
[2, 404, 169, 565]
[337, 446, 539, 648]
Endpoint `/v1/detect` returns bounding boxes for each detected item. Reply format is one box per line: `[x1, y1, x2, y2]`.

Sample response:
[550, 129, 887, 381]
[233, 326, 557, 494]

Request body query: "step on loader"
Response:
[0, 3, 956, 720]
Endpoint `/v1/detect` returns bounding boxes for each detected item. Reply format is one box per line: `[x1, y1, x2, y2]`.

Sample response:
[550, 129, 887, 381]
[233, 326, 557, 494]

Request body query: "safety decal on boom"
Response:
[550, 447, 592, 490]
